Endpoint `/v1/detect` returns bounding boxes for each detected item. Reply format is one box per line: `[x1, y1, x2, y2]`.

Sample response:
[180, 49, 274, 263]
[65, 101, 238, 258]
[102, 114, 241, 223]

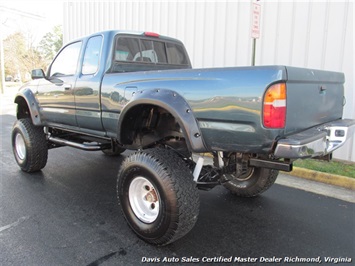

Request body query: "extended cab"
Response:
[12, 30, 355, 245]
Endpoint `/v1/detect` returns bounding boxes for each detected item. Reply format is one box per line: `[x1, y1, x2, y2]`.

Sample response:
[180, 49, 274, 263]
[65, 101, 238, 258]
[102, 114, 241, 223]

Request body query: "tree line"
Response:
[4, 25, 62, 82]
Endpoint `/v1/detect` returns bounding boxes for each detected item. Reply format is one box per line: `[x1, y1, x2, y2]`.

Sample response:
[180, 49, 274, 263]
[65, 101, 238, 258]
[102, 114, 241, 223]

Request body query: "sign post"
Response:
[251, 1, 261, 66]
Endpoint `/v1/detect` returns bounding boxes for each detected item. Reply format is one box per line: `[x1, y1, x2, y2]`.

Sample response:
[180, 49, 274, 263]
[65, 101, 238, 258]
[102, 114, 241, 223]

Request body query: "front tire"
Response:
[11, 118, 48, 172]
[223, 167, 278, 197]
[117, 148, 200, 245]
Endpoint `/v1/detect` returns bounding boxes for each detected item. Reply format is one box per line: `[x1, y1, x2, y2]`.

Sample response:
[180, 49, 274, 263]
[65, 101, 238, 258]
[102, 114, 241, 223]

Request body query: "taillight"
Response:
[263, 83, 286, 128]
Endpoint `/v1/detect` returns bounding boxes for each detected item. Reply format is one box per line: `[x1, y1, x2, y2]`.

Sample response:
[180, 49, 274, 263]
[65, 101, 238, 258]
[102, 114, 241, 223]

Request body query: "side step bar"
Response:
[48, 136, 109, 151]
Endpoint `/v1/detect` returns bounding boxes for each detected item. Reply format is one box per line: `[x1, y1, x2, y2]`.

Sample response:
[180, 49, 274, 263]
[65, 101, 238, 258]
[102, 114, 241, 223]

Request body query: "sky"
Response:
[0, 1, 63, 43]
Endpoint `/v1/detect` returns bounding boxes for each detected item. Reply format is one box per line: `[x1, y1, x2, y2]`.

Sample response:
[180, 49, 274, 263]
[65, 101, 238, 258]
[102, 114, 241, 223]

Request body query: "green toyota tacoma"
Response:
[12, 30, 355, 245]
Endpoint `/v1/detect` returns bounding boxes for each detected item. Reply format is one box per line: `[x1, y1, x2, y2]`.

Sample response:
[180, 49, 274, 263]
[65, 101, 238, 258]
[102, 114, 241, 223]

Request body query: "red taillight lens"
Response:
[263, 83, 286, 128]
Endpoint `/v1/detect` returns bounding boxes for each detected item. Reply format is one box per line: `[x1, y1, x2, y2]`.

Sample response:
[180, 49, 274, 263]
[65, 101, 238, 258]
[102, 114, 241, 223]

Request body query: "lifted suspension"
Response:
[191, 152, 293, 190]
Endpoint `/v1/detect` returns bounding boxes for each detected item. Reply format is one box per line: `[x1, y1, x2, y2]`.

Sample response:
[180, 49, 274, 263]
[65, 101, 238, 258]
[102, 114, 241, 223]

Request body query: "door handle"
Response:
[64, 84, 72, 90]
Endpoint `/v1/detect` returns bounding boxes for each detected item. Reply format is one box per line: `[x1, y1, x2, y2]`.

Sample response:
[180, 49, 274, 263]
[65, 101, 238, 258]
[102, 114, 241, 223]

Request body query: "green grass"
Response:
[294, 159, 355, 179]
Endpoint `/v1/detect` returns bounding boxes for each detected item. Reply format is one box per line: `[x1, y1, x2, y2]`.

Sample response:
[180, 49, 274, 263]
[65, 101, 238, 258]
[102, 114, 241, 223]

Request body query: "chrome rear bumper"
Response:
[274, 119, 355, 159]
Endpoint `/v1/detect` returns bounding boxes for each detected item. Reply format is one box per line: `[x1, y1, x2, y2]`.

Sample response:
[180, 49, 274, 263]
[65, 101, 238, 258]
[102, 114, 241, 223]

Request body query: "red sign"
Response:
[251, 3, 261, 39]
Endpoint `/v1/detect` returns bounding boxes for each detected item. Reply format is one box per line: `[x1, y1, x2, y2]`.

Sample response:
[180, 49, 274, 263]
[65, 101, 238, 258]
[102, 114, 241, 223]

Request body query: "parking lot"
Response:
[1, 88, 354, 265]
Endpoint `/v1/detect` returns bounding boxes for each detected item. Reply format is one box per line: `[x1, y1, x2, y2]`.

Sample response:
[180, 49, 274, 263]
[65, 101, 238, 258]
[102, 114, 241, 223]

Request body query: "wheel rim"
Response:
[15, 133, 26, 160]
[128, 176, 160, 223]
[234, 167, 254, 181]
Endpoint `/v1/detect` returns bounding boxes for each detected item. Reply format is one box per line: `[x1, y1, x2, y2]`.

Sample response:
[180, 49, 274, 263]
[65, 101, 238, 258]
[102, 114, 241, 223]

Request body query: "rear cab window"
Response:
[111, 34, 191, 73]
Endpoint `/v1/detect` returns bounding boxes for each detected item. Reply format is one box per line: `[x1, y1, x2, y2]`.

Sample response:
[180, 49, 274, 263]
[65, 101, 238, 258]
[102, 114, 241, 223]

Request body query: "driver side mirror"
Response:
[31, 69, 45, 80]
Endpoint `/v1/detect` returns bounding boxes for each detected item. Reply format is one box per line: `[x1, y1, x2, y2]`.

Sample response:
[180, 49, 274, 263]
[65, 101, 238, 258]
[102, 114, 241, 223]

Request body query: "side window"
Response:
[82, 36, 103, 75]
[50, 42, 82, 77]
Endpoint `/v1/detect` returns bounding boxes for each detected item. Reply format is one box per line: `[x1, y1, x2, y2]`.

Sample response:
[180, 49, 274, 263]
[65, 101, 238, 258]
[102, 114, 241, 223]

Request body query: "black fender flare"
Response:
[14, 88, 42, 126]
[117, 89, 207, 153]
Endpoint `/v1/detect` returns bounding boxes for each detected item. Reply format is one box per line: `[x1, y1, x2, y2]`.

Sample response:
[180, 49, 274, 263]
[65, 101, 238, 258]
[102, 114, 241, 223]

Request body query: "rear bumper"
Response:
[274, 119, 355, 159]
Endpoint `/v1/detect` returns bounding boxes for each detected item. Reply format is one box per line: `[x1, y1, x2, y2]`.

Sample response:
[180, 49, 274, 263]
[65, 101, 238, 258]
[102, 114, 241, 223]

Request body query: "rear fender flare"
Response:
[14, 88, 42, 126]
[118, 89, 207, 152]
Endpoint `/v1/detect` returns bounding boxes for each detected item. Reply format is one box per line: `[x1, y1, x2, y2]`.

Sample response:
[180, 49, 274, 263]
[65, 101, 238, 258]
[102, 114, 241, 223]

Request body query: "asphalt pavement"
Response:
[1, 88, 354, 265]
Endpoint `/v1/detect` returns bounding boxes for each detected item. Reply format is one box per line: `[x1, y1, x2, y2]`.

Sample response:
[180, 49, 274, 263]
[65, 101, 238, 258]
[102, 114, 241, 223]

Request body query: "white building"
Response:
[63, 0, 354, 162]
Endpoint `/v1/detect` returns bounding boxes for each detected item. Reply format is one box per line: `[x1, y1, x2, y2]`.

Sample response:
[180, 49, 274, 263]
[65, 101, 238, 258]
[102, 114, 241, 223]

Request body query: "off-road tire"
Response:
[117, 148, 200, 246]
[12, 118, 48, 172]
[223, 167, 279, 197]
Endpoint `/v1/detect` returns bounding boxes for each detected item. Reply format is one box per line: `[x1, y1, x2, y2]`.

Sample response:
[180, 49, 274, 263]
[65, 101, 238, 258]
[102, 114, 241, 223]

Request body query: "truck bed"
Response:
[101, 65, 345, 153]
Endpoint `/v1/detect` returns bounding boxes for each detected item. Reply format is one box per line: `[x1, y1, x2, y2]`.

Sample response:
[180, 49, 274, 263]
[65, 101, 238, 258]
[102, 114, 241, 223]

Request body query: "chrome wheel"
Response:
[128, 176, 160, 223]
[15, 133, 26, 160]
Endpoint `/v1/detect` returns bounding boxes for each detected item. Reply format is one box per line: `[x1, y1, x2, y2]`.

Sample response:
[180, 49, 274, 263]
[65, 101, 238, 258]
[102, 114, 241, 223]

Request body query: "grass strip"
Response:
[294, 159, 355, 179]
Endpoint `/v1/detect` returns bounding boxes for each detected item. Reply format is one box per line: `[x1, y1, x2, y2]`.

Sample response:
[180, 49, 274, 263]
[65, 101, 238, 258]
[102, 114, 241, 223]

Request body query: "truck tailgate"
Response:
[285, 67, 345, 135]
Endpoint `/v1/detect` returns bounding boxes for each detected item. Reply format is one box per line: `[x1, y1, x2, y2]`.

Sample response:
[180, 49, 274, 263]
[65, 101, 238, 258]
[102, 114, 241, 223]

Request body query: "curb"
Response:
[285, 167, 355, 191]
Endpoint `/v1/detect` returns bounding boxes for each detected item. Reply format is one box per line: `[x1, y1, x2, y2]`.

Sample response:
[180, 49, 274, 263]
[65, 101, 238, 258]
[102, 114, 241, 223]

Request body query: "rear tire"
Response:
[12, 118, 48, 172]
[223, 167, 278, 197]
[117, 148, 199, 245]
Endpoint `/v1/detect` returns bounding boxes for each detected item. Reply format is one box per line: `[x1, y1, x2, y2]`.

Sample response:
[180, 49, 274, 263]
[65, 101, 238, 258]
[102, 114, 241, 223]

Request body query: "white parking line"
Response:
[0, 216, 30, 233]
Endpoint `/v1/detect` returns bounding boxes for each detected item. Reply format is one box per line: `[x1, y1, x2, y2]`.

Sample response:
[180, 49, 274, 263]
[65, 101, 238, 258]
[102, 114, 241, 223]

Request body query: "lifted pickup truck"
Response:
[12, 30, 354, 245]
